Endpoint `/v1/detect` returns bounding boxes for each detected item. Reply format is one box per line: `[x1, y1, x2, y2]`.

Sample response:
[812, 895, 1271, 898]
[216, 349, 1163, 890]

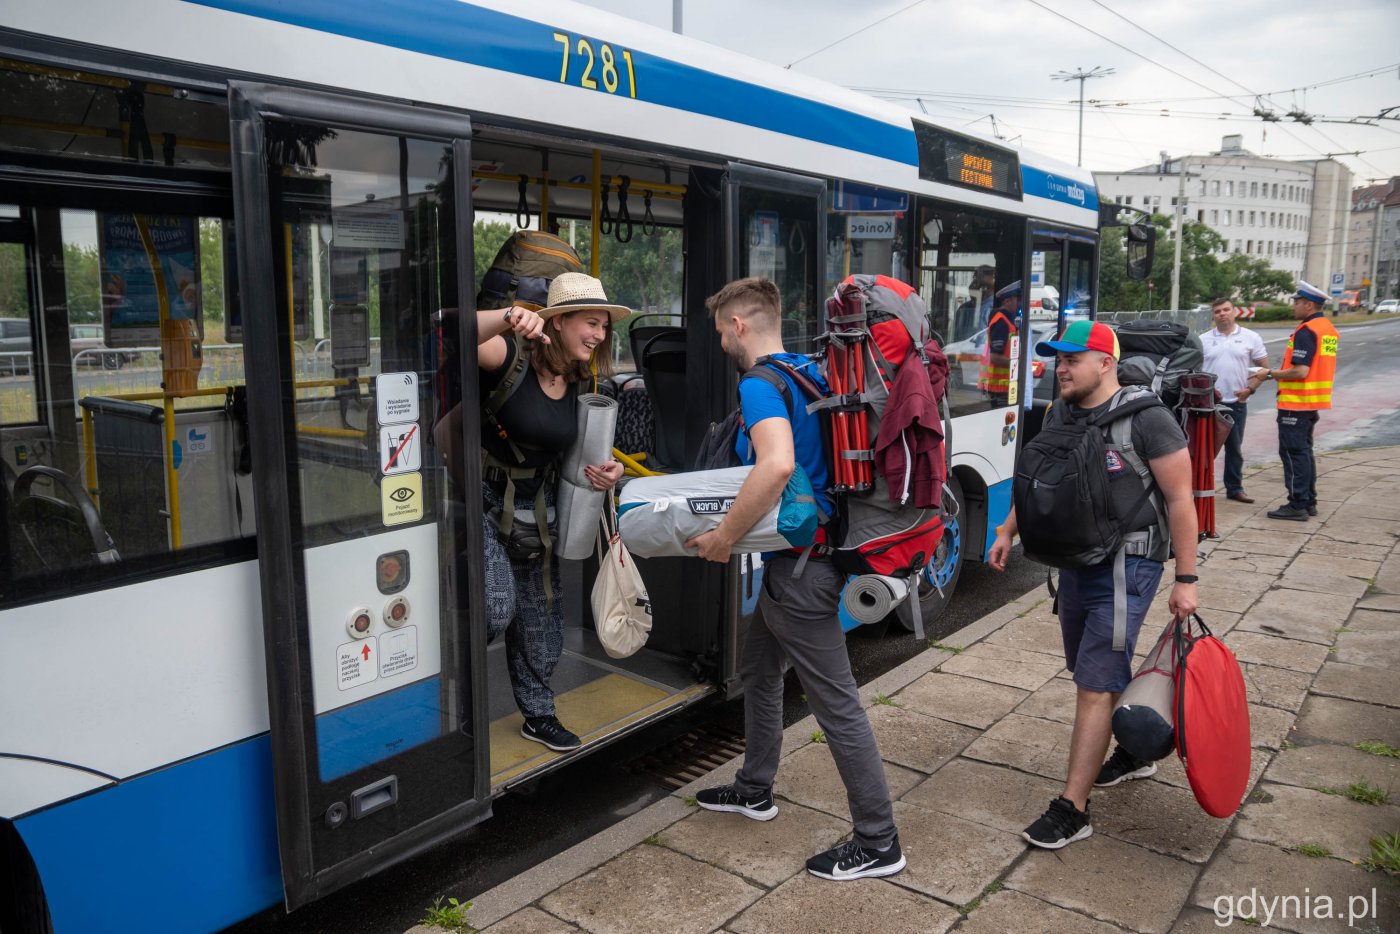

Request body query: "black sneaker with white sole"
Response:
[1095, 745, 1158, 787]
[520, 715, 581, 751]
[694, 784, 778, 821]
[1022, 797, 1092, 849]
[806, 835, 906, 881]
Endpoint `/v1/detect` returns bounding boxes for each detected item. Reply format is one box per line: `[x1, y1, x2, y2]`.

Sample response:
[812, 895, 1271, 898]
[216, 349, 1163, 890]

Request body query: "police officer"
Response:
[978, 281, 1020, 407]
[1247, 281, 1339, 520]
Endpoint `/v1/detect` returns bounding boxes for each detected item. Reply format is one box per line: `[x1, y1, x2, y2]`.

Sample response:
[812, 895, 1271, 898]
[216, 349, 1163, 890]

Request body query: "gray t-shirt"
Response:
[1070, 394, 1187, 533]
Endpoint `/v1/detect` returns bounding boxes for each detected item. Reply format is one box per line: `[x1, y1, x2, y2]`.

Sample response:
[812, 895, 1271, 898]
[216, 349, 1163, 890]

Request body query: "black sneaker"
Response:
[1095, 745, 1158, 787]
[520, 715, 581, 751]
[806, 834, 906, 881]
[1023, 797, 1093, 849]
[1307, 505, 1318, 516]
[695, 784, 778, 821]
[1267, 505, 1310, 521]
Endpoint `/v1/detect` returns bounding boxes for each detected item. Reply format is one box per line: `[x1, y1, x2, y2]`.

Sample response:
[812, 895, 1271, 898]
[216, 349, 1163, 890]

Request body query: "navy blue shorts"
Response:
[1057, 556, 1164, 693]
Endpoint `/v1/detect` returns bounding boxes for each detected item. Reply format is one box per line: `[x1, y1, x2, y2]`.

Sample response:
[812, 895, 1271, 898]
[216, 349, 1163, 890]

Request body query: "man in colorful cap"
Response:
[988, 319, 1199, 850]
[978, 281, 1021, 407]
[1243, 281, 1339, 520]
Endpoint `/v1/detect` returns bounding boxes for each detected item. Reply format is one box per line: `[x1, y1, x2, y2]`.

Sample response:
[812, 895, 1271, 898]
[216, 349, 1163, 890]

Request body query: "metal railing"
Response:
[1097, 308, 1212, 333]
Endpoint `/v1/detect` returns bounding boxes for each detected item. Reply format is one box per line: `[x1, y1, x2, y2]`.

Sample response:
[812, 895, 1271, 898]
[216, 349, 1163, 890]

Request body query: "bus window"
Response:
[736, 187, 821, 353]
[0, 62, 248, 603]
[916, 202, 1025, 417]
[825, 182, 911, 292]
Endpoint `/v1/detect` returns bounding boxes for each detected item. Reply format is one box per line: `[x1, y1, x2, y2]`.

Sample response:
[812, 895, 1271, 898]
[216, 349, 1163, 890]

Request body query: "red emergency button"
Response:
[346, 607, 374, 639]
[383, 596, 411, 628]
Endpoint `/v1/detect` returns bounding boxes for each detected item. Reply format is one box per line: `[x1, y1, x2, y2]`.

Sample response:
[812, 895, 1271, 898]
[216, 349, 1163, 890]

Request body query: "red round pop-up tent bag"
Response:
[1174, 617, 1251, 818]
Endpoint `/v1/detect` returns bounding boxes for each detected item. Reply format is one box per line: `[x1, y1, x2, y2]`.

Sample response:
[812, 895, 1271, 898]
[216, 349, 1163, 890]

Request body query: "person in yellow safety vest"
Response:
[1244, 280, 1339, 521]
[978, 280, 1021, 407]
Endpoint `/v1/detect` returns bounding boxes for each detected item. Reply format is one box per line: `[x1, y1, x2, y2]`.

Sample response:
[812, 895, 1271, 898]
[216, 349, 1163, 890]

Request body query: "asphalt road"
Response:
[228, 315, 1400, 934]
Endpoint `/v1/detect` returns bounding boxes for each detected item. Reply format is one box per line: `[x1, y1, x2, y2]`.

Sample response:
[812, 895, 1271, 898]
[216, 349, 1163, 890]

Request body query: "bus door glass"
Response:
[1029, 230, 1098, 419]
[720, 163, 824, 693]
[229, 85, 488, 909]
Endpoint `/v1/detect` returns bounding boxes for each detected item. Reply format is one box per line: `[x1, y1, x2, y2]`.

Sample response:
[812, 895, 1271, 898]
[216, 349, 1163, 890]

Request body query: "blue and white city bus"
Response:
[0, 2, 1142, 930]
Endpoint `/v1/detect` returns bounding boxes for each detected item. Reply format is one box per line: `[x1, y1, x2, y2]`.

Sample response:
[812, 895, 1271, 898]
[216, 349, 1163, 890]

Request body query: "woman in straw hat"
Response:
[476, 272, 630, 752]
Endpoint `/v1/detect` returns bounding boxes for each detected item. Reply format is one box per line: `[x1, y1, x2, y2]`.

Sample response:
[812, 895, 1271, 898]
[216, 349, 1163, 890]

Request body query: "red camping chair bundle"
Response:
[1177, 372, 1234, 540]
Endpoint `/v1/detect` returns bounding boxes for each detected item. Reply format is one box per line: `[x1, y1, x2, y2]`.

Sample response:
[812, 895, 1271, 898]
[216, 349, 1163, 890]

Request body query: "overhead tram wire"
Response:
[784, 0, 929, 69]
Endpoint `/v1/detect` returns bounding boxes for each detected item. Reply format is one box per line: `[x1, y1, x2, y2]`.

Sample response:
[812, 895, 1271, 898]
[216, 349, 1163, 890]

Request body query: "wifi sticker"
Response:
[376, 372, 419, 426]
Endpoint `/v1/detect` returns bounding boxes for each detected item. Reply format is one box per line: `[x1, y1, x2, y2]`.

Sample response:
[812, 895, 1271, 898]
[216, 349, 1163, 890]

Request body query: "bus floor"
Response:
[485, 625, 709, 789]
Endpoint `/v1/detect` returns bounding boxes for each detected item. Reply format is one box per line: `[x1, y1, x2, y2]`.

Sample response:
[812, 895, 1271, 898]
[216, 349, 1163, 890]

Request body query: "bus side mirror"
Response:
[1126, 224, 1153, 281]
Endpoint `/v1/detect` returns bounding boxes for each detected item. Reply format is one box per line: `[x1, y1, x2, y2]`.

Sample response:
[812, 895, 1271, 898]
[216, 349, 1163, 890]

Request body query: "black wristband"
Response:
[1174, 574, 1199, 584]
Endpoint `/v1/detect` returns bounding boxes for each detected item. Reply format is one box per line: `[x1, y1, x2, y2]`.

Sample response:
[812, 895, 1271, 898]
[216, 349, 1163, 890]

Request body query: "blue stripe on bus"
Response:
[183, 0, 919, 167]
[317, 676, 443, 781]
[16, 736, 283, 934]
[1021, 165, 1099, 211]
[983, 477, 1013, 563]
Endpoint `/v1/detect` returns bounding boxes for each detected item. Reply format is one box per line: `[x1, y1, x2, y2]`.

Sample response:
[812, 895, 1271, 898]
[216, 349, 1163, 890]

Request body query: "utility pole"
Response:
[1171, 156, 1188, 313]
[672, 0, 682, 33]
[1052, 66, 1114, 167]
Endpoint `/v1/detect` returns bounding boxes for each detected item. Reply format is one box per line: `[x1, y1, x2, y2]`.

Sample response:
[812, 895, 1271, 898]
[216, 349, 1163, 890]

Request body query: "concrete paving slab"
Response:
[891, 671, 1028, 730]
[1311, 661, 1400, 709]
[887, 800, 1025, 905]
[1005, 833, 1198, 934]
[937, 642, 1065, 692]
[1195, 584, 1265, 614]
[1333, 629, 1400, 670]
[1091, 770, 1235, 863]
[1235, 782, 1400, 863]
[1168, 906, 1248, 933]
[1201, 548, 1295, 577]
[1151, 746, 1272, 795]
[1294, 695, 1400, 748]
[867, 703, 981, 775]
[1289, 551, 1384, 581]
[1236, 588, 1358, 644]
[478, 907, 579, 934]
[1250, 703, 1299, 751]
[1224, 631, 1330, 673]
[961, 713, 1073, 783]
[900, 757, 1064, 836]
[958, 888, 1124, 934]
[982, 615, 1069, 657]
[1346, 608, 1400, 631]
[1304, 538, 1394, 563]
[1240, 662, 1314, 712]
[539, 845, 762, 934]
[1275, 564, 1373, 599]
[1264, 743, 1400, 794]
[1312, 518, 1400, 548]
[1357, 593, 1400, 613]
[1373, 555, 1400, 594]
[729, 873, 960, 934]
[657, 802, 849, 889]
[773, 742, 924, 822]
[1224, 526, 1310, 554]
[1013, 675, 1078, 725]
[1194, 840, 1400, 934]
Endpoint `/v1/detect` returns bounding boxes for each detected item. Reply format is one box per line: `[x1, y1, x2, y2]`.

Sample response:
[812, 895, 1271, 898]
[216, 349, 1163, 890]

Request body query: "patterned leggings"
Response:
[482, 484, 564, 719]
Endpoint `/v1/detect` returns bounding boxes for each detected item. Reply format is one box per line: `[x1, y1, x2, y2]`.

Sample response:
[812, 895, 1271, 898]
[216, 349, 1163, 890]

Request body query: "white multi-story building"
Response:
[1347, 179, 1400, 303]
[1093, 135, 1351, 289]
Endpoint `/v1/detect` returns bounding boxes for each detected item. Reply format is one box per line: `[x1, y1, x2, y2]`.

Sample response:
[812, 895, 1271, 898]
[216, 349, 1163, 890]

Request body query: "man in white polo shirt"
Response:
[1201, 297, 1269, 503]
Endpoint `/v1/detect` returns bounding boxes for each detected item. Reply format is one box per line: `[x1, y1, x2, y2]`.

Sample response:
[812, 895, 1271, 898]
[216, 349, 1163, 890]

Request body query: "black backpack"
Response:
[1014, 386, 1166, 569]
[1115, 320, 1204, 408]
[693, 365, 791, 470]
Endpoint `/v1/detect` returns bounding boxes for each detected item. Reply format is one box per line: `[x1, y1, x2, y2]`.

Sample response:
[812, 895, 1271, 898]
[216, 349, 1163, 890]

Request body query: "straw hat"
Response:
[538, 272, 631, 323]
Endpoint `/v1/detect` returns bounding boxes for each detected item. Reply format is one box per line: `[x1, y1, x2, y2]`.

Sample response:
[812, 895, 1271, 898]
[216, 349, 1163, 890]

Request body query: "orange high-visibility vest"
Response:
[978, 311, 1016, 393]
[1278, 315, 1338, 410]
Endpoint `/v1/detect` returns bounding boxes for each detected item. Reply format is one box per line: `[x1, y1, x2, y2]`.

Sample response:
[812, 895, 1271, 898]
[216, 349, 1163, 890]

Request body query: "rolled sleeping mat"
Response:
[1111, 619, 1177, 762]
[842, 574, 910, 626]
[556, 393, 618, 560]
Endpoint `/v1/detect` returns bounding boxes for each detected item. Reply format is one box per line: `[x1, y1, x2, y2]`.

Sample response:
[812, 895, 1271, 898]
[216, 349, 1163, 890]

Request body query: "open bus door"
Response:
[229, 84, 490, 910]
[1024, 227, 1098, 442]
[719, 163, 825, 693]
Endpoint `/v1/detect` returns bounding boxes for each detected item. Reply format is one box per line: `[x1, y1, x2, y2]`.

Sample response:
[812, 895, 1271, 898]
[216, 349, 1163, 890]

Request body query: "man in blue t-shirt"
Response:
[688, 277, 904, 882]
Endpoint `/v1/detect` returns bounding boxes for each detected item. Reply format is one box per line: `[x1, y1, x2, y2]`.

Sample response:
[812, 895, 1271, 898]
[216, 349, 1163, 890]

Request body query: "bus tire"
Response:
[0, 821, 53, 934]
[892, 472, 964, 632]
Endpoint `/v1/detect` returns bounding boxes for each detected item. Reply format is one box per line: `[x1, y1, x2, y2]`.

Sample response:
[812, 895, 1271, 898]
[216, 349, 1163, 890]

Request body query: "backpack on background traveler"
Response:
[1114, 319, 1204, 408]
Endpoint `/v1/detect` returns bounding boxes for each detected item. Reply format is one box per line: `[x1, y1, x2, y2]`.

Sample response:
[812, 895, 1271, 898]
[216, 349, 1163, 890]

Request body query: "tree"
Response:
[473, 219, 515, 287]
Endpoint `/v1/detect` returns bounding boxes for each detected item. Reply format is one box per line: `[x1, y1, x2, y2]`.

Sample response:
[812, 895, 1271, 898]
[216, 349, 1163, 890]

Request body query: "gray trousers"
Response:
[733, 553, 897, 849]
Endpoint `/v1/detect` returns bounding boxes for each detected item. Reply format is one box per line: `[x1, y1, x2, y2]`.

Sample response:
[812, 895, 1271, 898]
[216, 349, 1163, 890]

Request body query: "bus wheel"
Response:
[0, 821, 54, 934]
[893, 473, 964, 632]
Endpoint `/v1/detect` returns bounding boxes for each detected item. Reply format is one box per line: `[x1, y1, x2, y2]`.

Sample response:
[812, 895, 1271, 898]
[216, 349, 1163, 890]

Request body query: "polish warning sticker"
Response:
[337, 640, 378, 690]
[376, 372, 419, 426]
[378, 626, 418, 678]
[380, 424, 421, 475]
[382, 472, 423, 526]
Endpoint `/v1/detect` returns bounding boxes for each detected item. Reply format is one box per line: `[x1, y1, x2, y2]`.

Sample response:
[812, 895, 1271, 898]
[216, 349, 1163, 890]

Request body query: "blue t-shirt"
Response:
[734, 354, 833, 517]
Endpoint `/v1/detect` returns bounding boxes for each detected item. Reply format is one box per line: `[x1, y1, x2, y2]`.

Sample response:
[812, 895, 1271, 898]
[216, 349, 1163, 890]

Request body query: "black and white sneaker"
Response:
[520, 715, 581, 751]
[1095, 745, 1158, 787]
[694, 784, 778, 821]
[1023, 797, 1092, 849]
[806, 835, 906, 881]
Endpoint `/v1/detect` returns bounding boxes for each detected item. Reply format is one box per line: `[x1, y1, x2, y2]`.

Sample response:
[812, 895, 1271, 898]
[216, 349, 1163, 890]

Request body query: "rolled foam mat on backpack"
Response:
[555, 393, 617, 561]
[841, 574, 910, 625]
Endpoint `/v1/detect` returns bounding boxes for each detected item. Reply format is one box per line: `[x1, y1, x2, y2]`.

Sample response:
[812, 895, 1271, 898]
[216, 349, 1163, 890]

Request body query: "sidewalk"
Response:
[443, 446, 1400, 934]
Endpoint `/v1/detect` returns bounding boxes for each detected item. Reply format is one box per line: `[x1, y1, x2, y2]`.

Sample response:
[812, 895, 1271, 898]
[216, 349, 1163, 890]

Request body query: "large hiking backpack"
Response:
[1014, 385, 1169, 570]
[477, 230, 582, 311]
[1115, 319, 1204, 408]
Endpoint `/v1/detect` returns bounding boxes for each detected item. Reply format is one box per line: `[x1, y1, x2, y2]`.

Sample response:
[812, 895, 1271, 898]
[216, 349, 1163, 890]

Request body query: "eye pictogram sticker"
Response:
[381, 472, 423, 526]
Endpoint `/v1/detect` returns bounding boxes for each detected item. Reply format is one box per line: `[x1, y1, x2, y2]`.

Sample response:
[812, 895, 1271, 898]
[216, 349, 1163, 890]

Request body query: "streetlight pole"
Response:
[1171, 156, 1188, 313]
[1051, 66, 1115, 167]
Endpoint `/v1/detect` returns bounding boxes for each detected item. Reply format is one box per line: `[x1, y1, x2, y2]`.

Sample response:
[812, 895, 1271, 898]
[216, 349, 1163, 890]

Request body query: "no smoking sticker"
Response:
[382, 473, 423, 527]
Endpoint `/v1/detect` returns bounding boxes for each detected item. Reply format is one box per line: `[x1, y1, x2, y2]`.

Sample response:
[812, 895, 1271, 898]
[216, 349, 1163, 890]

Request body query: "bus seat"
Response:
[640, 331, 687, 469]
[626, 314, 681, 370]
[12, 465, 119, 573]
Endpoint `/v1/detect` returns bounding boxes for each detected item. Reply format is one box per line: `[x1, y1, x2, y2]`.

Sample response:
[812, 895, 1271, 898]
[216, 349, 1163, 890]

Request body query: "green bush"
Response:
[1249, 305, 1293, 322]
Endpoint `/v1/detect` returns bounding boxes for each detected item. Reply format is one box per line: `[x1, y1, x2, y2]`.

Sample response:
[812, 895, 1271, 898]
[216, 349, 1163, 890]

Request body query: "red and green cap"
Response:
[1035, 320, 1120, 359]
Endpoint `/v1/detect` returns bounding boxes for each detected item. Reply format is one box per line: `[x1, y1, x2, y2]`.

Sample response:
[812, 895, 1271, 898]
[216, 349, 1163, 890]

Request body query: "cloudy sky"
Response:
[578, 0, 1400, 184]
